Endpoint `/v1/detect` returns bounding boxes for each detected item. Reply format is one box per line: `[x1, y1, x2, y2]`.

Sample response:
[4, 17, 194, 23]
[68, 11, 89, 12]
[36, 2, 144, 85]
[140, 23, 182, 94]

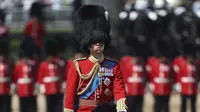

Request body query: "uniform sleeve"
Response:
[64, 62, 79, 112]
[113, 64, 126, 101]
[24, 23, 31, 37]
[12, 65, 18, 83]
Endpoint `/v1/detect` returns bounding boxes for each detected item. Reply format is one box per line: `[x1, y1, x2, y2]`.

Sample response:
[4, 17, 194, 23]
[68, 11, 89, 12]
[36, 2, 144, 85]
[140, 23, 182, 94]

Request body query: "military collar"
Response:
[88, 55, 104, 64]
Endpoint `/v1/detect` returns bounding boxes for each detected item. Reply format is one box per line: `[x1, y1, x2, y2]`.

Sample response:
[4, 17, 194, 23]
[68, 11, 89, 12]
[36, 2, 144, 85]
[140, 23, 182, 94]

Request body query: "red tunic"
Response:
[0, 58, 11, 95]
[146, 57, 172, 95]
[120, 56, 145, 96]
[64, 56, 126, 112]
[12, 59, 37, 97]
[173, 57, 197, 95]
[37, 59, 62, 95]
[24, 20, 45, 48]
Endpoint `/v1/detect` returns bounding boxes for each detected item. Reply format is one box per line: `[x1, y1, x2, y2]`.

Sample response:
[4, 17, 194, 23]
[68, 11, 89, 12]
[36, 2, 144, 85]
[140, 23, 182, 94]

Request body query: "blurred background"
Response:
[1, 0, 200, 112]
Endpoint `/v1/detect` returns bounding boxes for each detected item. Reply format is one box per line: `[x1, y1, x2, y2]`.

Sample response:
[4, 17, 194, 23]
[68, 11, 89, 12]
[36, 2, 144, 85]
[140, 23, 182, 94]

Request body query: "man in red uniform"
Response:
[0, 35, 12, 112]
[173, 55, 197, 112]
[146, 56, 172, 112]
[12, 38, 38, 112]
[120, 56, 145, 112]
[37, 39, 63, 112]
[24, 1, 45, 60]
[64, 5, 127, 112]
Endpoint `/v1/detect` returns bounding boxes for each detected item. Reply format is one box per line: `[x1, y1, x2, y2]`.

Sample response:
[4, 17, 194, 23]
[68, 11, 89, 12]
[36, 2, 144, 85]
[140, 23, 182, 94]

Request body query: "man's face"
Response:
[89, 43, 105, 54]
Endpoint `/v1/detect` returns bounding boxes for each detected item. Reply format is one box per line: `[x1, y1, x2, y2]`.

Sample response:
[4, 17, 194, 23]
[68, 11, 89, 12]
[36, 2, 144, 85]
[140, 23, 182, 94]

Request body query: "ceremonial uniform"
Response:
[0, 57, 12, 112]
[146, 57, 172, 112]
[64, 5, 127, 112]
[37, 39, 63, 112]
[24, 1, 45, 60]
[0, 29, 12, 112]
[173, 56, 197, 112]
[120, 56, 145, 112]
[12, 38, 39, 112]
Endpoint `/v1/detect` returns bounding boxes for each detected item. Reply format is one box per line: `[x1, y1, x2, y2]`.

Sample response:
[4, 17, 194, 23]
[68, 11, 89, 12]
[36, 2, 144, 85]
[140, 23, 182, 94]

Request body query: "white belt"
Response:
[181, 77, 195, 83]
[43, 76, 60, 83]
[127, 77, 144, 83]
[17, 78, 32, 84]
[154, 77, 169, 83]
[0, 77, 10, 83]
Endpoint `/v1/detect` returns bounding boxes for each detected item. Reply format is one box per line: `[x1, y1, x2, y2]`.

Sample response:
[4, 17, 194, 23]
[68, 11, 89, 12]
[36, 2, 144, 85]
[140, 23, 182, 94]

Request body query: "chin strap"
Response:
[116, 98, 128, 112]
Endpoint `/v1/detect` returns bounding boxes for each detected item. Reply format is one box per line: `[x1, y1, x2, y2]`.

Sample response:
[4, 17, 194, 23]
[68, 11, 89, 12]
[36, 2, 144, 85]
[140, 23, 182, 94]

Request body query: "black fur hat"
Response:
[44, 39, 58, 56]
[74, 5, 111, 53]
[0, 37, 9, 56]
[19, 37, 36, 58]
[29, 1, 44, 19]
[0, 9, 6, 24]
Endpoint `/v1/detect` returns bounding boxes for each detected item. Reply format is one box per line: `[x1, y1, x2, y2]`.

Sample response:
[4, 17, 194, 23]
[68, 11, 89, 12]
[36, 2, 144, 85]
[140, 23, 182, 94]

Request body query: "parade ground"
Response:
[11, 92, 200, 112]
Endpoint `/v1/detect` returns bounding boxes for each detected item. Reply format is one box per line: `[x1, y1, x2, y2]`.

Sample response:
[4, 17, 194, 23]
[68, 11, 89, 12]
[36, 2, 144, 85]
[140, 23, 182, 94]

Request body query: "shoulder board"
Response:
[73, 57, 87, 62]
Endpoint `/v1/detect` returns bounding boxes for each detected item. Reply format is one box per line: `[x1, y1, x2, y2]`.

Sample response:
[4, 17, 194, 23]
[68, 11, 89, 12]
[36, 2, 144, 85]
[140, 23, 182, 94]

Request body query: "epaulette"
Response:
[73, 57, 87, 62]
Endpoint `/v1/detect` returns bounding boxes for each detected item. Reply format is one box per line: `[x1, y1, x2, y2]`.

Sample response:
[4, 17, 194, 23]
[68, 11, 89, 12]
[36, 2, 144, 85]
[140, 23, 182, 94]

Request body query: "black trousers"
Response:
[20, 96, 37, 112]
[127, 95, 144, 112]
[181, 94, 196, 112]
[154, 95, 169, 112]
[0, 95, 11, 112]
[46, 94, 64, 112]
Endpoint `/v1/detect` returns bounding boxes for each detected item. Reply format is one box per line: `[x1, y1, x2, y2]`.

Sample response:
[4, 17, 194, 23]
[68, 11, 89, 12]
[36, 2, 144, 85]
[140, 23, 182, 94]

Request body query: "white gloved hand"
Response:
[173, 83, 181, 93]
[116, 98, 128, 112]
[39, 84, 45, 94]
[9, 83, 16, 95]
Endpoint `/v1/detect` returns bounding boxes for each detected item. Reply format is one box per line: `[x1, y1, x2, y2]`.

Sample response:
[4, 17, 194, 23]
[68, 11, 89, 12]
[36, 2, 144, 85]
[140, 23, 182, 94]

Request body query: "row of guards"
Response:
[120, 55, 200, 112]
[0, 35, 85, 112]
[118, 0, 200, 60]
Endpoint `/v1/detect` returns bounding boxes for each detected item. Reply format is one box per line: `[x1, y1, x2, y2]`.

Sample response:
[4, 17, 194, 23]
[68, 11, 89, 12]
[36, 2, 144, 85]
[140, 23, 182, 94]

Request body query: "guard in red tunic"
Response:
[120, 56, 145, 112]
[173, 55, 197, 112]
[12, 38, 38, 112]
[64, 5, 127, 112]
[37, 39, 63, 112]
[24, 1, 45, 60]
[0, 35, 12, 112]
[146, 56, 172, 112]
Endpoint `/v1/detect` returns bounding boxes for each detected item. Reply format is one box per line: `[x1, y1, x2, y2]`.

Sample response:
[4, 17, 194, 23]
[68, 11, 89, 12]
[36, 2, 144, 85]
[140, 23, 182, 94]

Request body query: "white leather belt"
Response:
[154, 77, 169, 83]
[181, 77, 195, 83]
[128, 77, 144, 83]
[0, 77, 10, 83]
[17, 78, 32, 84]
[43, 76, 59, 83]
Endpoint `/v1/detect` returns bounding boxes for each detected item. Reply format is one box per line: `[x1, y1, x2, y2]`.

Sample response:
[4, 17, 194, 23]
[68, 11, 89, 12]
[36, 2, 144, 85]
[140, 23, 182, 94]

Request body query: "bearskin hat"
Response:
[74, 5, 111, 53]
[0, 9, 6, 24]
[0, 37, 9, 56]
[29, 1, 44, 19]
[44, 39, 58, 56]
[54, 35, 67, 53]
[19, 37, 37, 58]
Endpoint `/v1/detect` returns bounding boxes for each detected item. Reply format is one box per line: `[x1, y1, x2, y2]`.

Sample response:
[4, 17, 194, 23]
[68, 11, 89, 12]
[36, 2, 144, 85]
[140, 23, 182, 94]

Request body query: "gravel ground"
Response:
[11, 92, 200, 112]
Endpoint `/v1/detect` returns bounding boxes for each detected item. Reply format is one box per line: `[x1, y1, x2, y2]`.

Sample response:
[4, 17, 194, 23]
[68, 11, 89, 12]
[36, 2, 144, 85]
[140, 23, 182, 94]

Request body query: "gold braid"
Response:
[74, 60, 101, 95]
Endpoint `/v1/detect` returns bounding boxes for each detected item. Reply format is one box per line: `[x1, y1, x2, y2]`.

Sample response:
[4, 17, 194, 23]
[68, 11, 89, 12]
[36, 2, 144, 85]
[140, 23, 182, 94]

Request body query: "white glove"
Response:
[173, 83, 181, 93]
[116, 98, 127, 112]
[146, 82, 154, 92]
[9, 83, 16, 95]
[39, 84, 45, 94]
[61, 82, 66, 93]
